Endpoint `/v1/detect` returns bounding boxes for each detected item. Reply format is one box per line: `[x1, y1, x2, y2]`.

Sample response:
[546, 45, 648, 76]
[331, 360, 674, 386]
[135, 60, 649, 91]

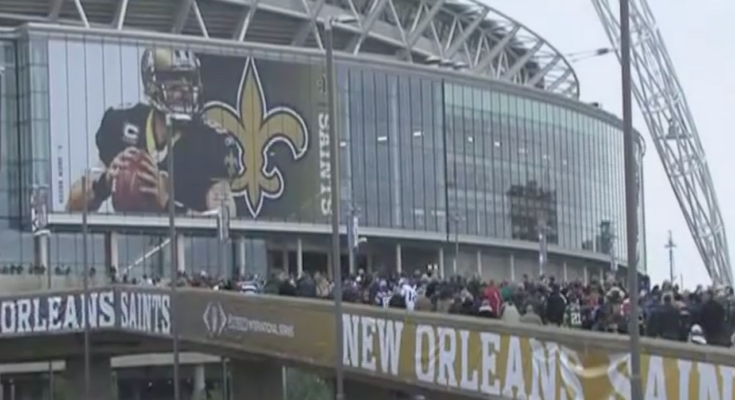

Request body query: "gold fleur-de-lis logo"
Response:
[204, 58, 309, 217]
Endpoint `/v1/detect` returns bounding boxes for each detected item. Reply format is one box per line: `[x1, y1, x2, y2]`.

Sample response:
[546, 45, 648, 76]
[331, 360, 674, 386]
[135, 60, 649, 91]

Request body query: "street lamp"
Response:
[619, 1, 643, 399]
[165, 112, 192, 400]
[30, 185, 53, 400]
[80, 166, 104, 400]
[325, 14, 357, 400]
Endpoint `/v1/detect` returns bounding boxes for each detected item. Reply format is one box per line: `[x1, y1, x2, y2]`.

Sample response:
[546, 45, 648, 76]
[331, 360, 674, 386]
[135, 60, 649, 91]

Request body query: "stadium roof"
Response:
[0, 0, 580, 98]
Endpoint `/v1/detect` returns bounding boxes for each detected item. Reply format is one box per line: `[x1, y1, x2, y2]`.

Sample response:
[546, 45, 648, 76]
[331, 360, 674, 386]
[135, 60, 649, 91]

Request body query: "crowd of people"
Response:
[118, 266, 735, 348]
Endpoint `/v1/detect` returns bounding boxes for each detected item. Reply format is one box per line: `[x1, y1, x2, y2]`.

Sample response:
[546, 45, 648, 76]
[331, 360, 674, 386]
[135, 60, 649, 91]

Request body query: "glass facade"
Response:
[339, 64, 635, 264]
[0, 33, 642, 276]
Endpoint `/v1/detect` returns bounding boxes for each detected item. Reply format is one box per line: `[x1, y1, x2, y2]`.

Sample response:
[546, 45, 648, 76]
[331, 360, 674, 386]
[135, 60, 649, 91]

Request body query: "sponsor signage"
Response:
[47, 40, 325, 222]
[178, 292, 735, 400]
[202, 301, 294, 339]
[0, 288, 170, 336]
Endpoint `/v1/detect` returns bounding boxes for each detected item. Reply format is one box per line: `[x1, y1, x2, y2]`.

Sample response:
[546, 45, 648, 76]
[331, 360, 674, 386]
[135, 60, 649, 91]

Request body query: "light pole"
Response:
[80, 166, 103, 400]
[619, 0, 643, 399]
[31, 185, 53, 400]
[165, 112, 191, 400]
[346, 205, 359, 275]
[452, 213, 460, 275]
[325, 15, 357, 400]
[665, 230, 676, 283]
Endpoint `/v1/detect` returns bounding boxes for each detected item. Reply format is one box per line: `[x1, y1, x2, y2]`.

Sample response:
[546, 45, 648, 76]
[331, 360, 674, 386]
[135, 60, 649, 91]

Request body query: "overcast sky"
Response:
[490, 0, 735, 287]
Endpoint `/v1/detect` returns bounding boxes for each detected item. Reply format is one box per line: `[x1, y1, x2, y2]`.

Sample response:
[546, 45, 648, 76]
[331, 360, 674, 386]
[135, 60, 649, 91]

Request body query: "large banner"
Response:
[178, 294, 735, 400]
[47, 41, 330, 221]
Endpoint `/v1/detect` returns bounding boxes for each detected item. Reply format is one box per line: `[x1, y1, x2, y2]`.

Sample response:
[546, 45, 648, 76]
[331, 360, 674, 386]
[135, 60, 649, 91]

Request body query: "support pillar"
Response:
[395, 243, 402, 275]
[104, 232, 118, 281]
[563, 261, 569, 282]
[366, 252, 373, 273]
[296, 238, 304, 277]
[193, 364, 206, 400]
[176, 234, 186, 273]
[34, 234, 49, 271]
[583, 264, 589, 285]
[64, 356, 113, 400]
[476, 249, 482, 277]
[238, 237, 246, 277]
[282, 249, 290, 274]
[509, 253, 516, 281]
[230, 359, 284, 400]
[438, 247, 445, 279]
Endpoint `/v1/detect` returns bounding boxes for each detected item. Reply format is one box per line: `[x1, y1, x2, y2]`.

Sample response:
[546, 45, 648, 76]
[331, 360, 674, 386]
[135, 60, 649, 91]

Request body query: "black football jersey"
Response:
[95, 103, 244, 212]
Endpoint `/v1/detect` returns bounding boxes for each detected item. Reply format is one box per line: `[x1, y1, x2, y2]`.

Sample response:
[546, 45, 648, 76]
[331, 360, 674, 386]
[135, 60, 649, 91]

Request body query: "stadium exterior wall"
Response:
[0, 26, 647, 278]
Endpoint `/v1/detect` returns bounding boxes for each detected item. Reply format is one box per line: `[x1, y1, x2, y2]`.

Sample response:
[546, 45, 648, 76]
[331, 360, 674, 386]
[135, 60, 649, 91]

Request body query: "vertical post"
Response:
[347, 206, 357, 275]
[538, 221, 547, 276]
[296, 238, 303, 277]
[32, 185, 54, 400]
[217, 192, 230, 280]
[453, 214, 459, 275]
[665, 230, 675, 283]
[166, 114, 181, 400]
[619, 1, 643, 399]
[325, 17, 345, 400]
[81, 170, 91, 400]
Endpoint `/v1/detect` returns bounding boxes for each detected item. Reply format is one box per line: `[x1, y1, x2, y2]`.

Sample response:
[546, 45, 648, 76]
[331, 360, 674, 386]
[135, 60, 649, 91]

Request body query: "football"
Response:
[111, 152, 156, 212]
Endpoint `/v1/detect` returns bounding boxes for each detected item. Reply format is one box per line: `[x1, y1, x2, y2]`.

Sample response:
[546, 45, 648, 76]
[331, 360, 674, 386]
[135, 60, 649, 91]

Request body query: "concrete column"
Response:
[104, 232, 118, 280]
[366, 252, 373, 272]
[509, 253, 516, 281]
[282, 249, 290, 274]
[296, 238, 304, 276]
[238, 237, 246, 277]
[64, 356, 113, 400]
[583, 265, 589, 285]
[395, 243, 402, 275]
[35, 234, 49, 274]
[176, 234, 186, 272]
[563, 261, 569, 282]
[476, 249, 482, 277]
[193, 364, 206, 400]
[438, 247, 445, 279]
[230, 359, 284, 400]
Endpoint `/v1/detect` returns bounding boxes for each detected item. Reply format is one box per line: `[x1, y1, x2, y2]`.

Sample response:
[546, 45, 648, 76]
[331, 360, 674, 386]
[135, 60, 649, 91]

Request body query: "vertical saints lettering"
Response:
[318, 112, 331, 216]
[342, 314, 404, 376]
[0, 291, 115, 334]
[119, 291, 171, 335]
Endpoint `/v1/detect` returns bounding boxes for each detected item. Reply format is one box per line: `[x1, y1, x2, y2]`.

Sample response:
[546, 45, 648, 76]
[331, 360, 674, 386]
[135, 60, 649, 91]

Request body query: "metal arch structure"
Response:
[0, 0, 579, 98]
[592, 0, 733, 285]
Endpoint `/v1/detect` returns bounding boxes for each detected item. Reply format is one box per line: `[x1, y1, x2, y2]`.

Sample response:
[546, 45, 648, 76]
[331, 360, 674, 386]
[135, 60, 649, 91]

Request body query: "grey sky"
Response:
[491, 0, 735, 286]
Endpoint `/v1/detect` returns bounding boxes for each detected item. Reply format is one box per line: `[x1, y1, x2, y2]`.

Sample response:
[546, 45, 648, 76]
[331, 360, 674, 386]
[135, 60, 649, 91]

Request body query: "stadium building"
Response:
[0, 0, 651, 397]
[0, 0, 648, 286]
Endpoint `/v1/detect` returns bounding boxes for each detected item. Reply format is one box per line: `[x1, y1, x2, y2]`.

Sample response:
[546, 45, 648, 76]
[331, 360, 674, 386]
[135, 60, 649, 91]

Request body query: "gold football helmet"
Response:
[141, 48, 202, 116]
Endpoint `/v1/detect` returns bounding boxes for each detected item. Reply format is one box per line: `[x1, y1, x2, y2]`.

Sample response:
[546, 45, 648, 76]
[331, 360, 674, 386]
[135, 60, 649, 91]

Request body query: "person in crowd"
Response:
[103, 260, 733, 348]
[501, 298, 521, 324]
[520, 304, 544, 325]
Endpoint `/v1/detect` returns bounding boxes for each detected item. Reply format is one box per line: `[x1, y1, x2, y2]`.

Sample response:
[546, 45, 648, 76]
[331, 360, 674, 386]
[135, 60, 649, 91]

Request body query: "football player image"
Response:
[65, 48, 245, 215]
